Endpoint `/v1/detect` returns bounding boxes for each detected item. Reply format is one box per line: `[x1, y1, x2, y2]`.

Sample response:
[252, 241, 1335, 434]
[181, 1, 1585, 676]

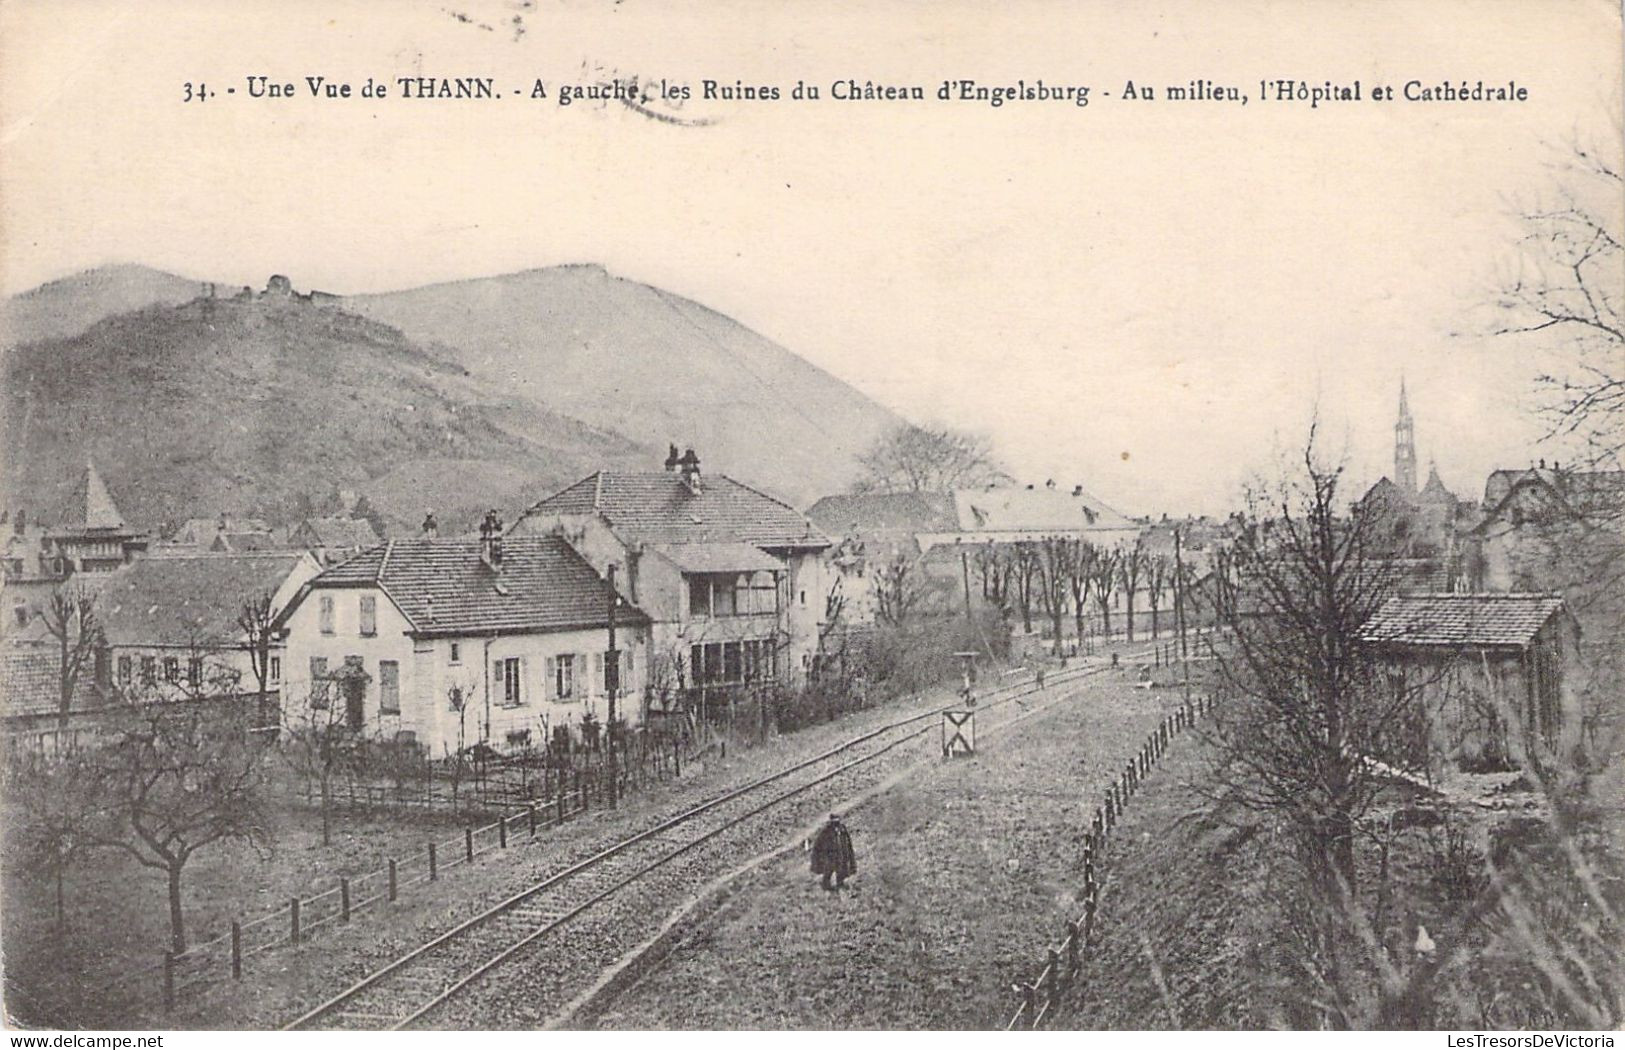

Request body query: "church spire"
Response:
[1394, 379, 1417, 495]
[75, 460, 125, 530]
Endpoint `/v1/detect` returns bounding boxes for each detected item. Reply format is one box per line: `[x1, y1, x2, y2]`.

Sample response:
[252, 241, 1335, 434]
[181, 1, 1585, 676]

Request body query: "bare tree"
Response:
[1205, 429, 1425, 1017]
[236, 591, 276, 699]
[1065, 540, 1095, 648]
[1036, 537, 1075, 656]
[280, 680, 360, 847]
[1495, 131, 1623, 482]
[855, 423, 1006, 494]
[8, 750, 98, 931]
[84, 704, 270, 954]
[43, 587, 103, 732]
[1011, 542, 1040, 635]
[873, 551, 925, 628]
[1146, 552, 1172, 640]
[974, 542, 1013, 612]
[1117, 536, 1149, 642]
[1089, 546, 1120, 638]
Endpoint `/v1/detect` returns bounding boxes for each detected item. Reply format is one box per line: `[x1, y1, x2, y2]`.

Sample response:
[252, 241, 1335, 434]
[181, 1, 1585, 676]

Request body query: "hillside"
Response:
[0, 291, 654, 532]
[0, 264, 208, 346]
[345, 265, 903, 505]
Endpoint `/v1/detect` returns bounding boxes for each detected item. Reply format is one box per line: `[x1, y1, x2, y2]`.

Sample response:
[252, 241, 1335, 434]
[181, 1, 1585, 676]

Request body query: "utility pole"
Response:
[606, 562, 619, 796]
[961, 549, 973, 623]
[1173, 525, 1189, 661]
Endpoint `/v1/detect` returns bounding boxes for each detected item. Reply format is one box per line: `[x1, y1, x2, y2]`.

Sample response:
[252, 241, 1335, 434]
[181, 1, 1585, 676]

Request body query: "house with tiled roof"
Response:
[289, 515, 383, 565]
[92, 549, 320, 701]
[1358, 593, 1583, 773]
[804, 492, 960, 626]
[510, 448, 832, 712]
[275, 523, 651, 756]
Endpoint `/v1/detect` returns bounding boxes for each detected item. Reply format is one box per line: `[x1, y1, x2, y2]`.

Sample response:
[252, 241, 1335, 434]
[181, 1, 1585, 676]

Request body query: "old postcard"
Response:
[1, 0, 1621, 1037]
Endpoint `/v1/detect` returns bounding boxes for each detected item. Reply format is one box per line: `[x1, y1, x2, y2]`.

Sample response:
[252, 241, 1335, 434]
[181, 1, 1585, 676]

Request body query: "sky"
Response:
[2, 0, 1621, 516]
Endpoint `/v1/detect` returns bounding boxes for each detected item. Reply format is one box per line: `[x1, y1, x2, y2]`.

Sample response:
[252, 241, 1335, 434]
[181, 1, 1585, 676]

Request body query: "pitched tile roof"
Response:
[1358, 593, 1567, 650]
[523, 472, 829, 549]
[952, 485, 1136, 533]
[90, 551, 314, 646]
[298, 516, 382, 548]
[306, 535, 649, 638]
[805, 492, 958, 537]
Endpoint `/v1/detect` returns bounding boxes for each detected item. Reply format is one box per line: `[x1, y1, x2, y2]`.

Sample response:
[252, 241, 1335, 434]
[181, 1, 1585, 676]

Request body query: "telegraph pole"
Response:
[606, 562, 619, 797]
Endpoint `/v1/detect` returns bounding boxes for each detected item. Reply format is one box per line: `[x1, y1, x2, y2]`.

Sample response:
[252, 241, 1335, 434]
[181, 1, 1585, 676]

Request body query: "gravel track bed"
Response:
[587, 672, 1186, 1029]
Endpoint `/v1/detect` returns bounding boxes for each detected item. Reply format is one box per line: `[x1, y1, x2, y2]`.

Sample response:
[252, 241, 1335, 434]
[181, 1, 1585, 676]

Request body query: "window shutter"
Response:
[593, 652, 605, 696]
[512, 657, 524, 705]
[622, 648, 633, 694]
[492, 659, 505, 695]
[545, 656, 556, 700]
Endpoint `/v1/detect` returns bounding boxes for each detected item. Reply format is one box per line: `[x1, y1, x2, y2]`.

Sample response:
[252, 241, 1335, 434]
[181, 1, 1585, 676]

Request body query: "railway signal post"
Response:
[943, 650, 979, 757]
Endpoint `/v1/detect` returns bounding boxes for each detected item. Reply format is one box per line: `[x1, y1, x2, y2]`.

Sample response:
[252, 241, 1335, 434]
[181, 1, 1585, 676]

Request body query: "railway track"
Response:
[284, 657, 1132, 1030]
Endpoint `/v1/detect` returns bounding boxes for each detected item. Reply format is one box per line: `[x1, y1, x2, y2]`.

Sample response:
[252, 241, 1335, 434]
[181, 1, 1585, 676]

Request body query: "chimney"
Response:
[664, 444, 681, 472]
[1072, 485, 1083, 496]
[679, 448, 702, 494]
[421, 512, 439, 538]
[479, 509, 504, 569]
[1045, 479, 1055, 489]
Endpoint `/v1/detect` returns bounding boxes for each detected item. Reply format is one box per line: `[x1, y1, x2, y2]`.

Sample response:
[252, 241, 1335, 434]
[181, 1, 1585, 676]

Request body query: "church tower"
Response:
[1394, 379, 1417, 495]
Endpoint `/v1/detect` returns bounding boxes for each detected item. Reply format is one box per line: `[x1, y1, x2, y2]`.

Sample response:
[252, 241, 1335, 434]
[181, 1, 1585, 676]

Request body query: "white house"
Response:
[275, 529, 651, 757]
[508, 448, 833, 713]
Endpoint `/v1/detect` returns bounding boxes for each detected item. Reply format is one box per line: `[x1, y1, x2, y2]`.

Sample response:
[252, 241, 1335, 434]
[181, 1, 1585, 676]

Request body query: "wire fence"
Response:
[1003, 687, 1215, 1030]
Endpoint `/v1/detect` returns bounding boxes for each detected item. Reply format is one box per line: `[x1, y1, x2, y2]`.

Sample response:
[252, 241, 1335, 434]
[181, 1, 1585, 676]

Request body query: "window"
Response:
[449, 642, 461, 665]
[379, 660, 400, 714]
[493, 656, 523, 707]
[269, 655, 281, 683]
[117, 655, 133, 685]
[187, 657, 203, 688]
[141, 655, 156, 684]
[163, 657, 180, 683]
[12, 605, 26, 627]
[318, 595, 335, 635]
[359, 595, 377, 637]
[689, 573, 774, 618]
[309, 657, 330, 708]
[549, 654, 575, 700]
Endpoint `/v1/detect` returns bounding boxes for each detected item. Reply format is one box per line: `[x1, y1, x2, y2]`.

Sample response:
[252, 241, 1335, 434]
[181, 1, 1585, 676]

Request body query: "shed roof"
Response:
[650, 542, 783, 574]
[1358, 593, 1568, 650]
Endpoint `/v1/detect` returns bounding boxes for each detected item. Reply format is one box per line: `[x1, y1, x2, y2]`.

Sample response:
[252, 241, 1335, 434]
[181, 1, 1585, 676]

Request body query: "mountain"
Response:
[0, 288, 654, 532]
[0, 264, 209, 346]
[1, 264, 903, 533]
[344, 265, 904, 506]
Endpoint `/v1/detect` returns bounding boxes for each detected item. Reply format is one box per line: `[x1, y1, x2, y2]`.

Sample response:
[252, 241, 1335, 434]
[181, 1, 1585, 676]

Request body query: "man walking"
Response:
[810, 812, 857, 891]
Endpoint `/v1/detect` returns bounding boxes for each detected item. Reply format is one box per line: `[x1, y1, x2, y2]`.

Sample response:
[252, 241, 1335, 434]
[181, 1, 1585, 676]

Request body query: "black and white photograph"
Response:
[0, 0, 1620, 1037]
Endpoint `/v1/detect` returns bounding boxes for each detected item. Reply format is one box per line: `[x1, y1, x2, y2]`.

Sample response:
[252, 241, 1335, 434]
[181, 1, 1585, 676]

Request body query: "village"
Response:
[1, 363, 1618, 1030]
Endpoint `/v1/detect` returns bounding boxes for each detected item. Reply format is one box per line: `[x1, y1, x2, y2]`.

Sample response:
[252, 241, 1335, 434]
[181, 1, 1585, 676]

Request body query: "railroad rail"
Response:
[284, 657, 1125, 1030]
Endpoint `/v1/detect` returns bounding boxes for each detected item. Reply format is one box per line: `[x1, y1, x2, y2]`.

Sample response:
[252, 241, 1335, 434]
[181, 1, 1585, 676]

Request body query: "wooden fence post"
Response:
[528, 804, 537, 837]
[556, 789, 566, 826]
[341, 878, 351, 923]
[290, 897, 301, 944]
[465, 827, 475, 862]
[429, 842, 438, 881]
[1021, 981, 1036, 1028]
[388, 859, 398, 902]
[499, 814, 508, 849]
[1046, 948, 1060, 1006]
[1066, 920, 1081, 975]
[673, 739, 681, 778]
[163, 951, 175, 1011]
[231, 920, 242, 980]
[579, 771, 588, 812]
